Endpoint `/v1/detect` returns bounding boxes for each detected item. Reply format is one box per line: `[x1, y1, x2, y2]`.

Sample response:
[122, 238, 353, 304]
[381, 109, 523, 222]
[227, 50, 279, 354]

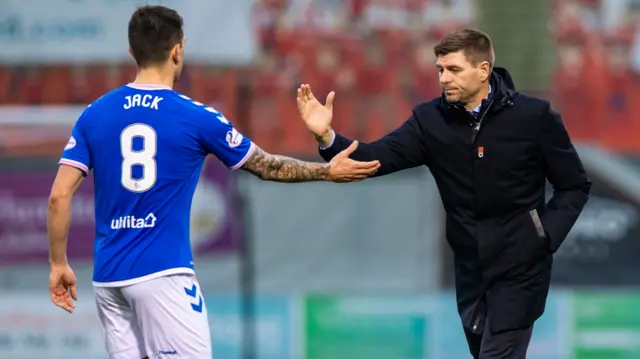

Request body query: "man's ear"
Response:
[479, 61, 491, 82]
[170, 43, 181, 64]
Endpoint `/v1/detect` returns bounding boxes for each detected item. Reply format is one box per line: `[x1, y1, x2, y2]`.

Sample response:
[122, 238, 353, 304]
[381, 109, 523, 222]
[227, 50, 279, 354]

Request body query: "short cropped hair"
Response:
[433, 28, 495, 67]
[128, 5, 184, 67]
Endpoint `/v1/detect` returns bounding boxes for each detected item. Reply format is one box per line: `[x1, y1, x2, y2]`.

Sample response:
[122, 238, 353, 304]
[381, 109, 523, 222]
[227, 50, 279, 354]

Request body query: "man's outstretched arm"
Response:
[241, 142, 379, 183]
[296, 85, 427, 177]
[241, 145, 330, 182]
[192, 101, 378, 183]
[317, 113, 427, 177]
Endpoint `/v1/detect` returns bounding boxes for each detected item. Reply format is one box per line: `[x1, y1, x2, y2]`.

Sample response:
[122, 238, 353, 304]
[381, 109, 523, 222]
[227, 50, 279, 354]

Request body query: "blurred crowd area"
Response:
[0, 0, 474, 155]
[552, 0, 640, 153]
[1, 0, 640, 155]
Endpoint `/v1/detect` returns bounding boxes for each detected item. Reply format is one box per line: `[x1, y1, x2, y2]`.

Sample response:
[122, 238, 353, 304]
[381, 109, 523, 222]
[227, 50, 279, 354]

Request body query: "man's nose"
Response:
[439, 70, 452, 85]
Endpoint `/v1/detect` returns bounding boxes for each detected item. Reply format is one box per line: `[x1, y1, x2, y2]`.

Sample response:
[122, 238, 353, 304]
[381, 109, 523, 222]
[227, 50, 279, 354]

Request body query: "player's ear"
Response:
[478, 61, 491, 82]
[128, 48, 135, 60]
[170, 44, 181, 65]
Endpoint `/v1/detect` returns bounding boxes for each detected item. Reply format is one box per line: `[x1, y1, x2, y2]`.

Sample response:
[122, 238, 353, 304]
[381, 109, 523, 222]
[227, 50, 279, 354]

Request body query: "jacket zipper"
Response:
[472, 316, 481, 333]
[470, 99, 495, 144]
[466, 99, 499, 335]
[471, 298, 486, 334]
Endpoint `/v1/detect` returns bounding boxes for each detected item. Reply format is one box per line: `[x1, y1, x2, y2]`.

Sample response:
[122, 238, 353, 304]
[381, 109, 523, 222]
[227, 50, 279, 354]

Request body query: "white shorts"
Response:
[93, 274, 212, 359]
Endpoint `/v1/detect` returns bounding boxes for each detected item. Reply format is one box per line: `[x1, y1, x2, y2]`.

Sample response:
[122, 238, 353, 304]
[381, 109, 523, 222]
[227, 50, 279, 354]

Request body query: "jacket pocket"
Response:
[528, 209, 546, 239]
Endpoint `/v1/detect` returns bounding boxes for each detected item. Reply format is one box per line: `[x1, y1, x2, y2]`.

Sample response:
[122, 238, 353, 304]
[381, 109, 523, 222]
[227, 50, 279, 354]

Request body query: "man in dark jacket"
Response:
[296, 28, 590, 358]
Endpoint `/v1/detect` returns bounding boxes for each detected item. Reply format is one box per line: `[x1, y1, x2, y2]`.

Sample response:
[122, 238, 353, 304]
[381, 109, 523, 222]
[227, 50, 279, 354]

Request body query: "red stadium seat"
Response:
[15, 67, 44, 105]
[0, 66, 12, 104]
[42, 66, 73, 104]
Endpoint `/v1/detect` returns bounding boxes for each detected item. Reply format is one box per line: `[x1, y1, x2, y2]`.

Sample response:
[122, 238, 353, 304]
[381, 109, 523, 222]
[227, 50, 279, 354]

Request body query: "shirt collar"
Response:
[469, 85, 492, 114]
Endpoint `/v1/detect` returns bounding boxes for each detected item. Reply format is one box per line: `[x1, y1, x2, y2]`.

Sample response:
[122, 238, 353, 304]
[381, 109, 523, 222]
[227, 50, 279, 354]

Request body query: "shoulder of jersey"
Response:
[172, 92, 231, 124]
[84, 86, 130, 112]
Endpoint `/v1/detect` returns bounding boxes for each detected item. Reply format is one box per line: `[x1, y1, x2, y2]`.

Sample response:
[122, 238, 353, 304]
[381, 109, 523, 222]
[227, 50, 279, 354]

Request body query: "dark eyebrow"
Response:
[436, 64, 462, 70]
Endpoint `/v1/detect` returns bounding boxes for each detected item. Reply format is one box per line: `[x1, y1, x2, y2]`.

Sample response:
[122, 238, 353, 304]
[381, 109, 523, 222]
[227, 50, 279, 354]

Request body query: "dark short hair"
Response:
[128, 5, 184, 67]
[433, 28, 494, 67]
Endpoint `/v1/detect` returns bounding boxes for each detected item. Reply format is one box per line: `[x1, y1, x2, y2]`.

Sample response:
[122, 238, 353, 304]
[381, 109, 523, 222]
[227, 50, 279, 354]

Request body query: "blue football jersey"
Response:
[59, 84, 254, 286]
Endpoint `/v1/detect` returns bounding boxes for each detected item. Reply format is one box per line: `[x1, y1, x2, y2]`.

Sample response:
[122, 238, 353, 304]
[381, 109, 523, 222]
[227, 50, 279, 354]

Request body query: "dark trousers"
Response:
[463, 313, 534, 359]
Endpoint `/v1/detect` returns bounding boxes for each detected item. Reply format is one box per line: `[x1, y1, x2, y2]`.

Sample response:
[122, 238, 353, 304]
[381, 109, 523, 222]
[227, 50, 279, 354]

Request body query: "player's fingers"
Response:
[306, 84, 316, 101]
[335, 162, 378, 180]
[341, 141, 358, 156]
[59, 303, 73, 313]
[63, 292, 75, 311]
[326, 91, 335, 109]
[353, 167, 379, 176]
[67, 297, 76, 310]
[347, 167, 377, 177]
[296, 97, 307, 118]
[350, 159, 380, 169]
[297, 87, 305, 102]
[343, 168, 376, 179]
[359, 167, 379, 177]
[70, 284, 78, 301]
[364, 160, 381, 168]
[305, 85, 311, 101]
[51, 295, 73, 313]
[303, 84, 311, 101]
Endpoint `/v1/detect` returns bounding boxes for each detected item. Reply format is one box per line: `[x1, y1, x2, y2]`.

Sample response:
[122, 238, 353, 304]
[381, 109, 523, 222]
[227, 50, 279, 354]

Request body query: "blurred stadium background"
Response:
[1, 0, 640, 358]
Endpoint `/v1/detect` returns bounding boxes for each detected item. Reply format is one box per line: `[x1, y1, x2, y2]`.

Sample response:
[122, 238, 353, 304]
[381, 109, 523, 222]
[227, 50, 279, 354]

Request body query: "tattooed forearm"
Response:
[241, 146, 331, 182]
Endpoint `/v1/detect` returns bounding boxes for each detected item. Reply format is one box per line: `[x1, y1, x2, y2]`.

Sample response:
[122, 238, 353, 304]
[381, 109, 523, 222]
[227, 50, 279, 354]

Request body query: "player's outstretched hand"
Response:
[328, 141, 380, 182]
[49, 263, 78, 313]
[297, 84, 334, 139]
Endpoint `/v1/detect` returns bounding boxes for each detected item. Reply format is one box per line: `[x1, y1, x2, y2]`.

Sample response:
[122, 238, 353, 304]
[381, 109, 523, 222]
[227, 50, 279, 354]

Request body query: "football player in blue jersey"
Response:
[47, 5, 380, 359]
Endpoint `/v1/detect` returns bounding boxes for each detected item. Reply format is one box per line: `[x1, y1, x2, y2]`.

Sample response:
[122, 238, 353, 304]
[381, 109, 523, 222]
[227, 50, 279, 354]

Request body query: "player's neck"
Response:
[132, 67, 174, 89]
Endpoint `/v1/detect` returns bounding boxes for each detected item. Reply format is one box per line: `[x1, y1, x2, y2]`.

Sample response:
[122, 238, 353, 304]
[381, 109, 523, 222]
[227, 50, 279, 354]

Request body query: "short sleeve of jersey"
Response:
[59, 108, 92, 175]
[195, 107, 255, 169]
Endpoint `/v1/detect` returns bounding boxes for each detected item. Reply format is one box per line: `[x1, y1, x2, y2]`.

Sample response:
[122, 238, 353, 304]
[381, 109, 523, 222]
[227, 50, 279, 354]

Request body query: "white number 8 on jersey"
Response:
[120, 123, 157, 192]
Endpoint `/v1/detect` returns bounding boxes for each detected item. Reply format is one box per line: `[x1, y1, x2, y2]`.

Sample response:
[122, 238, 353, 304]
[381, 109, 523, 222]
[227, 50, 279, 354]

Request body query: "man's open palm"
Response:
[297, 84, 334, 137]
